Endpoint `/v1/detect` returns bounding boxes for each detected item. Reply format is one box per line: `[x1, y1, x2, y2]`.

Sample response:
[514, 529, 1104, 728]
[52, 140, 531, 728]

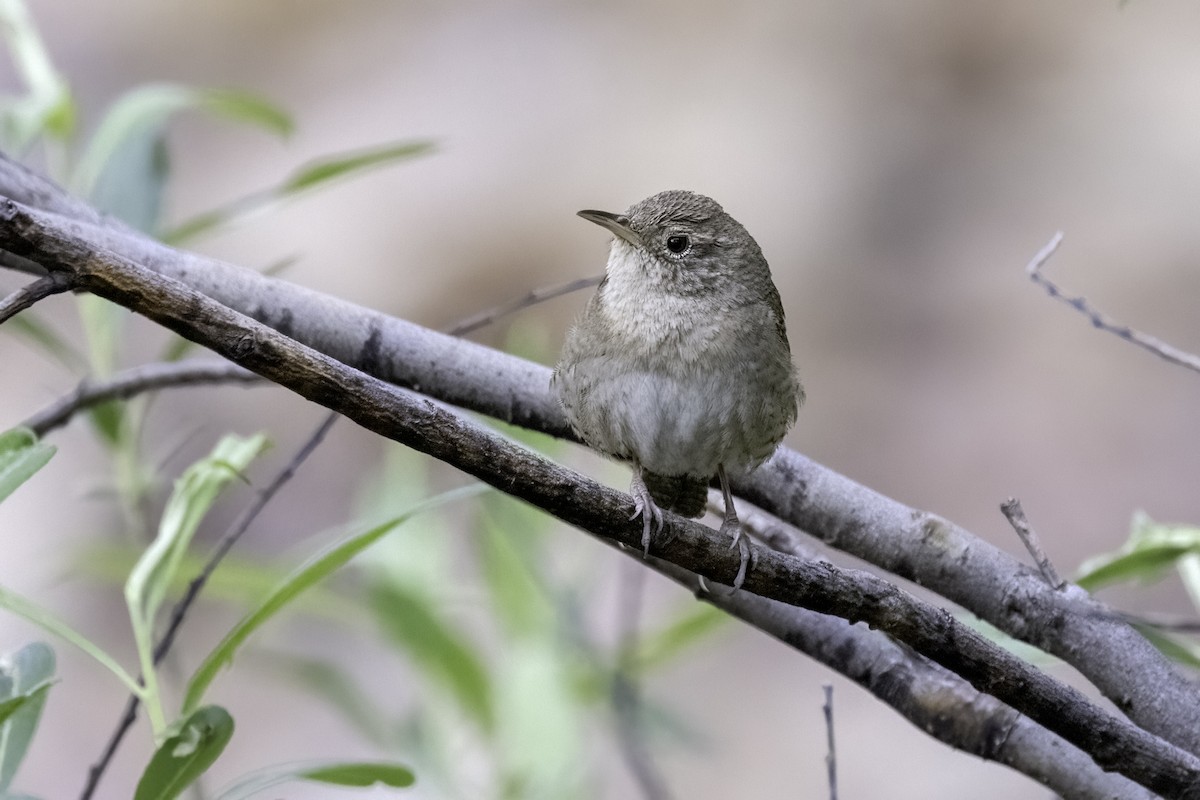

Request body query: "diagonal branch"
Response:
[1, 164, 1195, 757]
[21, 360, 262, 436]
[1, 196, 1198, 798]
[0, 270, 73, 324]
[1026, 232, 1200, 375]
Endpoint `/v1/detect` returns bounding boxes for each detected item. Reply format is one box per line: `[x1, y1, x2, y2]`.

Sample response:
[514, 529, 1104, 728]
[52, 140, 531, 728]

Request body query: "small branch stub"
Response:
[1001, 498, 1066, 591]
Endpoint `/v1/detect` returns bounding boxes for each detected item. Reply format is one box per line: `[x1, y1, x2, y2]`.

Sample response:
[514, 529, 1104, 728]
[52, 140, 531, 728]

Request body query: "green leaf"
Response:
[302, 762, 414, 787]
[74, 84, 291, 198]
[283, 141, 432, 192]
[0, 0, 76, 150]
[1178, 554, 1200, 616]
[1076, 512, 1200, 591]
[475, 503, 553, 638]
[1133, 623, 1200, 672]
[194, 89, 292, 138]
[368, 581, 494, 734]
[3, 313, 86, 373]
[0, 585, 139, 693]
[182, 484, 487, 714]
[126, 434, 269, 632]
[493, 642, 585, 797]
[955, 616, 1056, 667]
[72, 84, 288, 231]
[76, 294, 127, 445]
[214, 760, 413, 800]
[0, 642, 55, 792]
[261, 653, 391, 746]
[621, 603, 728, 673]
[88, 123, 170, 232]
[74, 544, 361, 626]
[126, 434, 268, 733]
[163, 139, 433, 245]
[0, 428, 55, 504]
[134, 706, 234, 800]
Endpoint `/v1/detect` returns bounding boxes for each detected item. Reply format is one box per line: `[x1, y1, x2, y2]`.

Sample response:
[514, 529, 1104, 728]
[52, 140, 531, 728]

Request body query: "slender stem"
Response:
[1026, 232, 1200, 375]
[0, 270, 72, 324]
[78, 412, 338, 800]
[23, 360, 260, 436]
[823, 685, 837, 800]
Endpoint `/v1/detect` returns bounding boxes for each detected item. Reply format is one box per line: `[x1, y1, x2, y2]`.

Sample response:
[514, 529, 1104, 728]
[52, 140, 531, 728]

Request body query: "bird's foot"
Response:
[718, 506, 754, 591]
[629, 471, 666, 556]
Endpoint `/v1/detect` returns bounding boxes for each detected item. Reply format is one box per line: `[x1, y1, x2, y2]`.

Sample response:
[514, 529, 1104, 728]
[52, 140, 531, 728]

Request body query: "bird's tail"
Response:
[642, 471, 708, 518]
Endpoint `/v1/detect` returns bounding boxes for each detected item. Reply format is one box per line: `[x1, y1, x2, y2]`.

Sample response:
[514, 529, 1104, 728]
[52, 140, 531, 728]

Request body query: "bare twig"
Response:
[7, 208, 1192, 798]
[1000, 498, 1065, 591]
[4, 185, 1200, 791]
[823, 684, 837, 800]
[22, 360, 261, 436]
[612, 563, 671, 800]
[2, 179, 1194, 766]
[79, 411, 339, 800]
[442, 274, 603, 337]
[1026, 232, 1200, 375]
[0, 270, 73, 324]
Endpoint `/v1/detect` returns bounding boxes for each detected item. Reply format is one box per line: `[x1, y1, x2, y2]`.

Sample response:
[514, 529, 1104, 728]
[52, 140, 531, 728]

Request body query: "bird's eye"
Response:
[666, 235, 690, 254]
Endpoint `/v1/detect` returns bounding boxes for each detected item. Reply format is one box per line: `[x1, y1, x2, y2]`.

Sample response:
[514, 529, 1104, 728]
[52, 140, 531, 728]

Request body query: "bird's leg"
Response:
[629, 466, 664, 556]
[717, 463, 753, 590]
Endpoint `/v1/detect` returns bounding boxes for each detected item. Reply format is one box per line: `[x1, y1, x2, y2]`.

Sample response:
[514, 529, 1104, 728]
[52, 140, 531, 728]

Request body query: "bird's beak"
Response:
[577, 209, 643, 248]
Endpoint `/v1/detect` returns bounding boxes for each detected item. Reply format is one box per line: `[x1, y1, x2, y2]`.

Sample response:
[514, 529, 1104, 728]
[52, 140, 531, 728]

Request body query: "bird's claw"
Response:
[718, 513, 754, 591]
[631, 494, 664, 556]
[630, 471, 666, 556]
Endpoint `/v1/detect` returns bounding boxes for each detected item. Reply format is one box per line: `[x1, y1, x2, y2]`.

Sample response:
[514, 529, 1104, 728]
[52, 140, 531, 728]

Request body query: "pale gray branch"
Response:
[1, 194, 1197, 798]
[1, 154, 1193, 759]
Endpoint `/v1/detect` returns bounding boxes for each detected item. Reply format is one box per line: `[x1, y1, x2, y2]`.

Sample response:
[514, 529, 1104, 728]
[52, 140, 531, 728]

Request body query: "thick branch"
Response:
[693, 504, 1155, 799]
[2, 197, 1198, 798]
[703, 584, 1158, 800]
[0, 157, 1194, 756]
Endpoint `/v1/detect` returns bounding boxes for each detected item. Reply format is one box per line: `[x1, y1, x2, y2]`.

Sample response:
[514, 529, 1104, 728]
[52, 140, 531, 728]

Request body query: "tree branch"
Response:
[0, 270, 73, 324]
[1000, 497, 1065, 590]
[1026, 231, 1200, 375]
[20, 360, 262, 436]
[1, 157, 1194, 758]
[696, 504, 1157, 799]
[1, 196, 1197, 797]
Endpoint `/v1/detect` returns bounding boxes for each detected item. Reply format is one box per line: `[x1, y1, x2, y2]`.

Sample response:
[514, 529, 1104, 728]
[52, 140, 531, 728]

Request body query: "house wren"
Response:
[552, 190, 802, 580]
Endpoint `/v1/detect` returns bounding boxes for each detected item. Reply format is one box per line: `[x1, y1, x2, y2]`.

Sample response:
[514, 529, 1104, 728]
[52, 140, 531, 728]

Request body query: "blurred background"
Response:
[2, 1, 1200, 797]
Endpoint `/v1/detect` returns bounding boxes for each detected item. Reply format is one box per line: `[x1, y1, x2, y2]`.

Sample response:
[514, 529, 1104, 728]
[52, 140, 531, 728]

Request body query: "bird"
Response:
[552, 190, 802, 585]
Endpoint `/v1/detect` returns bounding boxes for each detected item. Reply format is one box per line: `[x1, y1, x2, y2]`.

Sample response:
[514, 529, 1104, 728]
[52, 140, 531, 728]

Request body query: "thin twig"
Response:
[22, 360, 261, 436]
[823, 684, 837, 800]
[1026, 232, 1200, 375]
[612, 563, 671, 800]
[0, 270, 73, 324]
[79, 411, 339, 800]
[1000, 498, 1065, 591]
[6, 193, 1200, 795]
[441, 274, 603, 337]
